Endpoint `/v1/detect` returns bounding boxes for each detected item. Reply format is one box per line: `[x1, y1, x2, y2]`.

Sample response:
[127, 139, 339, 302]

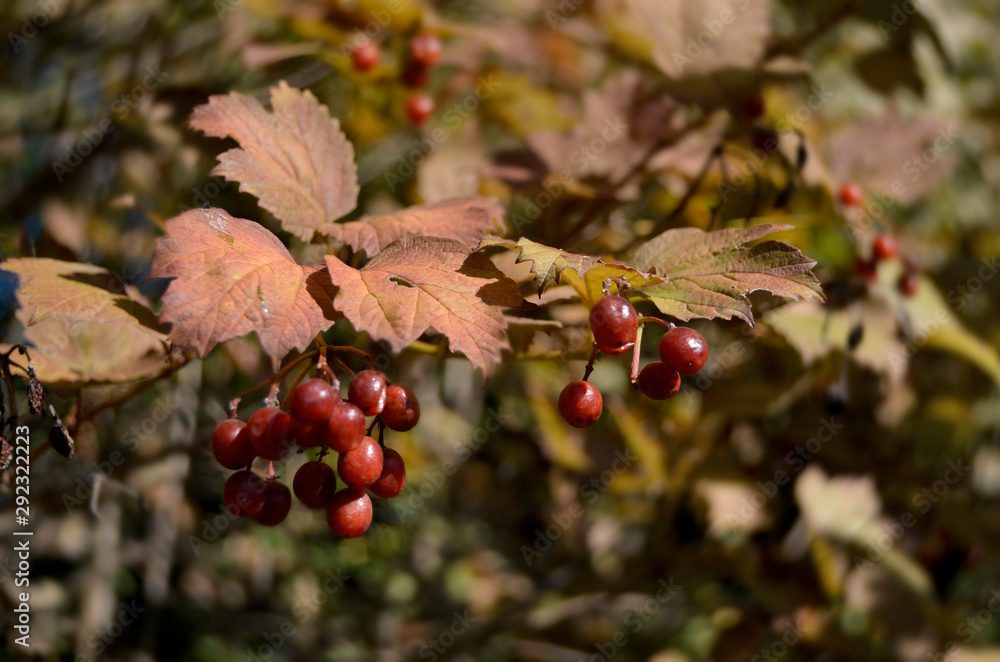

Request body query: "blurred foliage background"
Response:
[2, 0, 1000, 660]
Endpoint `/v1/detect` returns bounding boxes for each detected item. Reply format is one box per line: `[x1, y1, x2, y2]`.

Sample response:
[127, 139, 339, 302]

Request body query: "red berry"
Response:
[839, 182, 864, 207]
[410, 32, 442, 66]
[406, 93, 434, 125]
[742, 90, 764, 119]
[854, 257, 878, 282]
[381, 385, 420, 431]
[400, 61, 430, 88]
[323, 402, 366, 452]
[589, 294, 638, 355]
[289, 378, 339, 426]
[293, 460, 338, 509]
[659, 327, 708, 375]
[253, 480, 292, 526]
[872, 234, 899, 262]
[369, 448, 406, 498]
[327, 488, 373, 537]
[291, 419, 324, 448]
[558, 381, 602, 428]
[337, 436, 384, 488]
[898, 271, 919, 297]
[211, 419, 255, 470]
[246, 407, 292, 461]
[350, 41, 380, 72]
[348, 370, 387, 416]
[637, 362, 682, 400]
[223, 470, 267, 518]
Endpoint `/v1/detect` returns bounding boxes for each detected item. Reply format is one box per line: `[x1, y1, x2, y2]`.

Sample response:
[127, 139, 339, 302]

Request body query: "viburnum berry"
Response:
[211, 419, 256, 470]
[253, 480, 292, 526]
[381, 385, 420, 431]
[558, 381, 602, 428]
[348, 370, 387, 416]
[291, 419, 324, 448]
[289, 378, 339, 426]
[337, 436, 384, 488]
[872, 234, 899, 262]
[246, 407, 292, 461]
[293, 460, 338, 509]
[637, 362, 681, 400]
[369, 448, 406, 498]
[350, 41, 380, 72]
[854, 257, 878, 282]
[406, 93, 434, 125]
[323, 402, 366, 452]
[410, 32, 442, 66]
[590, 294, 638, 355]
[659, 327, 708, 375]
[839, 182, 864, 207]
[898, 271, 919, 297]
[223, 470, 267, 518]
[327, 488, 373, 537]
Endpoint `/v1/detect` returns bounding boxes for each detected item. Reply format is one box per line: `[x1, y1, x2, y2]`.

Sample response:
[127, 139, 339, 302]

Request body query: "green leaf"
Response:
[478, 236, 599, 297]
[631, 224, 824, 325]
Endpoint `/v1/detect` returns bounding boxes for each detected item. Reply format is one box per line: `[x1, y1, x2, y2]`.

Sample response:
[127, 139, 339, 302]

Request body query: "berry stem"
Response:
[630, 322, 644, 387]
[638, 316, 674, 330]
[582, 343, 600, 382]
[328, 353, 356, 379]
[266, 461, 275, 480]
[366, 416, 380, 437]
[314, 353, 341, 389]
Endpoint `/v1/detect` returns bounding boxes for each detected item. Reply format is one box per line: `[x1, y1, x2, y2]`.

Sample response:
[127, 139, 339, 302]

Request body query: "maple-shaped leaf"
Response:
[561, 262, 663, 308]
[189, 81, 358, 242]
[325, 237, 527, 374]
[479, 236, 600, 297]
[0, 258, 168, 384]
[318, 197, 506, 257]
[149, 208, 339, 369]
[631, 224, 823, 325]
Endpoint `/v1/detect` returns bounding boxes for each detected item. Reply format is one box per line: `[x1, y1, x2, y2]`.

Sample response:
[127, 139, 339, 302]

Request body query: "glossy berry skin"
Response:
[637, 362, 682, 400]
[350, 41, 380, 72]
[289, 378, 340, 426]
[369, 448, 406, 499]
[291, 420, 324, 448]
[337, 436, 384, 488]
[839, 182, 864, 207]
[223, 470, 267, 518]
[381, 385, 420, 431]
[323, 402, 366, 452]
[327, 488, 373, 537]
[872, 234, 899, 262]
[659, 327, 708, 375]
[558, 381, 602, 428]
[253, 481, 292, 526]
[590, 295, 638, 355]
[246, 407, 292, 461]
[293, 460, 338, 509]
[348, 370, 387, 416]
[410, 32, 442, 66]
[406, 93, 434, 126]
[211, 419, 255, 470]
[898, 272, 919, 297]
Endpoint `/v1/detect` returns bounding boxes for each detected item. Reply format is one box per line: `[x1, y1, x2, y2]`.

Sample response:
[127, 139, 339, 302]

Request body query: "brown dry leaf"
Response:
[149, 208, 339, 369]
[631, 224, 823, 324]
[325, 237, 528, 374]
[318, 197, 506, 257]
[0, 258, 168, 384]
[189, 81, 358, 241]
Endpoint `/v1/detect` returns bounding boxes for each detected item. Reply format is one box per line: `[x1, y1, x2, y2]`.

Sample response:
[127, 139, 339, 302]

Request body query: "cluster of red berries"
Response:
[840, 182, 919, 298]
[349, 32, 441, 126]
[211, 370, 418, 537]
[557, 293, 709, 428]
